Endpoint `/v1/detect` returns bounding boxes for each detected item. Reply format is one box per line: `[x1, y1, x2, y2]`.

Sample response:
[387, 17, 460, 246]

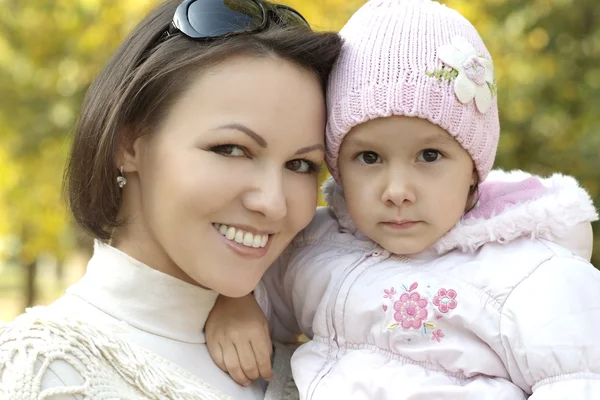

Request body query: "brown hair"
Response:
[465, 182, 480, 213]
[64, 0, 343, 240]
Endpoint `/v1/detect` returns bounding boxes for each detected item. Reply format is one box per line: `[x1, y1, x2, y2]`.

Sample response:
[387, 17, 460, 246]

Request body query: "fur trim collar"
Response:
[321, 170, 598, 255]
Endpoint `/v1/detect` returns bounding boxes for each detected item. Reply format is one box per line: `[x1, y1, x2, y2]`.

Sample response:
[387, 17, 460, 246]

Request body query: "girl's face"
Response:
[338, 116, 476, 255]
[115, 54, 325, 297]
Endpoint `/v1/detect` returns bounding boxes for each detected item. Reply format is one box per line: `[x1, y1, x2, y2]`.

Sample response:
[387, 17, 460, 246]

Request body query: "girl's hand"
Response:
[206, 293, 274, 386]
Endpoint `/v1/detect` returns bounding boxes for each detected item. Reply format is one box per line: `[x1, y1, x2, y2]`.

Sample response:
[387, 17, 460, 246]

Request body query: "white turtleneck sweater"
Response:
[0, 241, 295, 399]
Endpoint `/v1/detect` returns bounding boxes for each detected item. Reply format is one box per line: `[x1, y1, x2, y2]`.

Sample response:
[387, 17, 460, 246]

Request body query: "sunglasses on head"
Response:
[169, 0, 309, 40]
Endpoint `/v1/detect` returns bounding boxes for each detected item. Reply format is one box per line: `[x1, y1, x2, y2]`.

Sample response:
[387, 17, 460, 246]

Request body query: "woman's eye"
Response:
[418, 149, 442, 163]
[211, 145, 246, 157]
[356, 151, 381, 165]
[286, 159, 321, 174]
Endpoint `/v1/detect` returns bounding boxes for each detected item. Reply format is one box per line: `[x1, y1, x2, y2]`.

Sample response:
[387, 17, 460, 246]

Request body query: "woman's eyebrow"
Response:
[295, 144, 325, 155]
[213, 123, 267, 148]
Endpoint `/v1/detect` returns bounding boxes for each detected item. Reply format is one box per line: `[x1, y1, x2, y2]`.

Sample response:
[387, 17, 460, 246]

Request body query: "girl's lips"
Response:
[381, 221, 421, 230]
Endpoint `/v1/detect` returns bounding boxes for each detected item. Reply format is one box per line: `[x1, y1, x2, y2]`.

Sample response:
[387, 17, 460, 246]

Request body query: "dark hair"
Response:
[465, 182, 480, 213]
[64, 0, 343, 240]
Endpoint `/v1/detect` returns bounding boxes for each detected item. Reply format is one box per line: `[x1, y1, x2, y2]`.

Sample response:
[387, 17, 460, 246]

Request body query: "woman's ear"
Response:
[115, 128, 145, 173]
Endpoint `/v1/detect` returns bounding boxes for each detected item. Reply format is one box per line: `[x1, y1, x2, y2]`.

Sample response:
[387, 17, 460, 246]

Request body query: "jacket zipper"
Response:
[308, 244, 383, 399]
[331, 245, 381, 343]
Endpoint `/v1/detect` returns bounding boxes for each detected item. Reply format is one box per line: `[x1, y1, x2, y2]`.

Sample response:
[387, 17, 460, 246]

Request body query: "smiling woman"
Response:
[109, 53, 329, 297]
[0, 0, 342, 399]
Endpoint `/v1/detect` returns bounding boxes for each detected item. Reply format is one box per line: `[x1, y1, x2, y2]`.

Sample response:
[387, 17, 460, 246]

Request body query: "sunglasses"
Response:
[169, 0, 309, 40]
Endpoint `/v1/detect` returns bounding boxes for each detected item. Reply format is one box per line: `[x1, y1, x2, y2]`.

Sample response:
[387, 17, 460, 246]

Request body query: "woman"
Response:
[0, 0, 342, 398]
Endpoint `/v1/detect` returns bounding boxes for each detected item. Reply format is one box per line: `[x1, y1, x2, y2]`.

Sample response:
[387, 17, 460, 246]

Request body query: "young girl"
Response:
[206, 0, 600, 398]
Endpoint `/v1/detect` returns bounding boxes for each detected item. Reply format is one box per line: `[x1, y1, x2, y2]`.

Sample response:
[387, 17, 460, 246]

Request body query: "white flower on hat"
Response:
[437, 36, 495, 113]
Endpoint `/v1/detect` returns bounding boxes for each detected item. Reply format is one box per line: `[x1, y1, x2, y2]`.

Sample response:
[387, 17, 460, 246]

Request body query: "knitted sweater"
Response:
[0, 242, 298, 400]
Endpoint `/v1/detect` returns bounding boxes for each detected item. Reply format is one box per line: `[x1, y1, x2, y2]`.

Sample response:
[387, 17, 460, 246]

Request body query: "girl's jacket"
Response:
[255, 170, 599, 399]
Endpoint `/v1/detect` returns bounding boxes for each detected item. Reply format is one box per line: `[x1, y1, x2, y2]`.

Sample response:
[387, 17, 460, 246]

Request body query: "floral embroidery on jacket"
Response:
[382, 283, 459, 343]
[433, 289, 458, 313]
[431, 329, 445, 342]
[393, 292, 428, 330]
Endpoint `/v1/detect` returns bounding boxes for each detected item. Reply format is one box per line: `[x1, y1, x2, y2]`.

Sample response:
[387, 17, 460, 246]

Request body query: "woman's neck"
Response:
[110, 219, 201, 287]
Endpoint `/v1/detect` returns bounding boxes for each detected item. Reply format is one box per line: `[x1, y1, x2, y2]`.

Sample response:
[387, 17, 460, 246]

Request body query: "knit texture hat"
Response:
[325, 0, 499, 182]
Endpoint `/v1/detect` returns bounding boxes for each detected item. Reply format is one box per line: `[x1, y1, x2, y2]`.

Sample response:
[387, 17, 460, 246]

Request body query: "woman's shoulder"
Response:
[0, 308, 80, 398]
[0, 307, 129, 399]
[0, 307, 232, 400]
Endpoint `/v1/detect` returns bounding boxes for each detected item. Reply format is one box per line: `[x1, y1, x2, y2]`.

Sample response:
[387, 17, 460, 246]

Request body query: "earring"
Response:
[117, 166, 127, 188]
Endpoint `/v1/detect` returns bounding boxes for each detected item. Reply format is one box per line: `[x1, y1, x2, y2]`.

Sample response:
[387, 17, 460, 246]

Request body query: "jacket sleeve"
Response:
[500, 255, 600, 398]
[254, 245, 302, 344]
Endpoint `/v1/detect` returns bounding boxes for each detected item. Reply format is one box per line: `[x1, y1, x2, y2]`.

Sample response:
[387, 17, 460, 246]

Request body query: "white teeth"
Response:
[226, 227, 235, 240]
[234, 230, 244, 244]
[243, 232, 253, 246]
[214, 223, 270, 249]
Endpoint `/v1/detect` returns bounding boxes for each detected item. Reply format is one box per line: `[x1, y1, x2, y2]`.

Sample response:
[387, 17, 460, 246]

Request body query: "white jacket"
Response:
[256, 170, 600, 399]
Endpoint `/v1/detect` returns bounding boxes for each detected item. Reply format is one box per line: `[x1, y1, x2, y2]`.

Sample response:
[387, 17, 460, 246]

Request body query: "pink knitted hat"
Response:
[326, 0, 499, 182]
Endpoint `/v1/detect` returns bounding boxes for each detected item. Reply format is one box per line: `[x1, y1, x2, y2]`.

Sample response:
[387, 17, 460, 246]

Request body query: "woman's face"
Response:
[116, 54, 325, 297]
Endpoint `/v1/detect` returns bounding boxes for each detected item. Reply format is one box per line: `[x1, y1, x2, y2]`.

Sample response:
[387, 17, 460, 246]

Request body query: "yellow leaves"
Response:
[281, 0, 366, 31]
[532, 0, 553, 15]
[50, 102, 75, 128]
[0, 36, 14, 66]
[78, 23, 112, 53]
[0, 147, 17, 237]
[528, 28, 549, 51]
[506, 99, 535, 123]
[79, 0, 103, 13]
[443, 1, 475, 21]
[57, 59, 81, 97]
[318, 169, 331, 206]
[17, 6, 44, 33]
[122, 0, 158, 15]
[8, 139, 71, 264]
[585, 69, 600, 90]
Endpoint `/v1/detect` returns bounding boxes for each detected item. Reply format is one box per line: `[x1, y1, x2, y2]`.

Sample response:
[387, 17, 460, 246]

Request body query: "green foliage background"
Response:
[0, 0, 598, 319]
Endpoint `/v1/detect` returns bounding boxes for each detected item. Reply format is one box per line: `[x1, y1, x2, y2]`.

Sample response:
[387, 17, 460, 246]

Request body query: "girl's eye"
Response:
[211, 144, 246, 157]
[418, 149, 442, 163]
[285, 159, 322, 174]
[356, 151, 381, 165]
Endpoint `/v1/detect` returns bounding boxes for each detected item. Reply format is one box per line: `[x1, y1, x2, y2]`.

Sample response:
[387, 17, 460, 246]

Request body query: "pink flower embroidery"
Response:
[383, 287, 397, 299]
[431, 329, 445, 342]
[433, 289, 458, 314]
[393, 292, 428, 330]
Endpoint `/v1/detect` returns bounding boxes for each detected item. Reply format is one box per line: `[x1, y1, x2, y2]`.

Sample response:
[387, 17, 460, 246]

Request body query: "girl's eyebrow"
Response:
[342, 137, 372, 147]
[416, 131, 459, 147]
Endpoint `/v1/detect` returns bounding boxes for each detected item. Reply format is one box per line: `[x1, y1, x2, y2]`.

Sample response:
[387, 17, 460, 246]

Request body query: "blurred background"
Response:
[0, 0, 598, 321]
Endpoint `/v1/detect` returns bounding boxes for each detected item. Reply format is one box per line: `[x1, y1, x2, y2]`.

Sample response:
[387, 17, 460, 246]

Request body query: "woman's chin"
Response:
[199, 271, 262, 298]
[216, 282, 259, 298]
